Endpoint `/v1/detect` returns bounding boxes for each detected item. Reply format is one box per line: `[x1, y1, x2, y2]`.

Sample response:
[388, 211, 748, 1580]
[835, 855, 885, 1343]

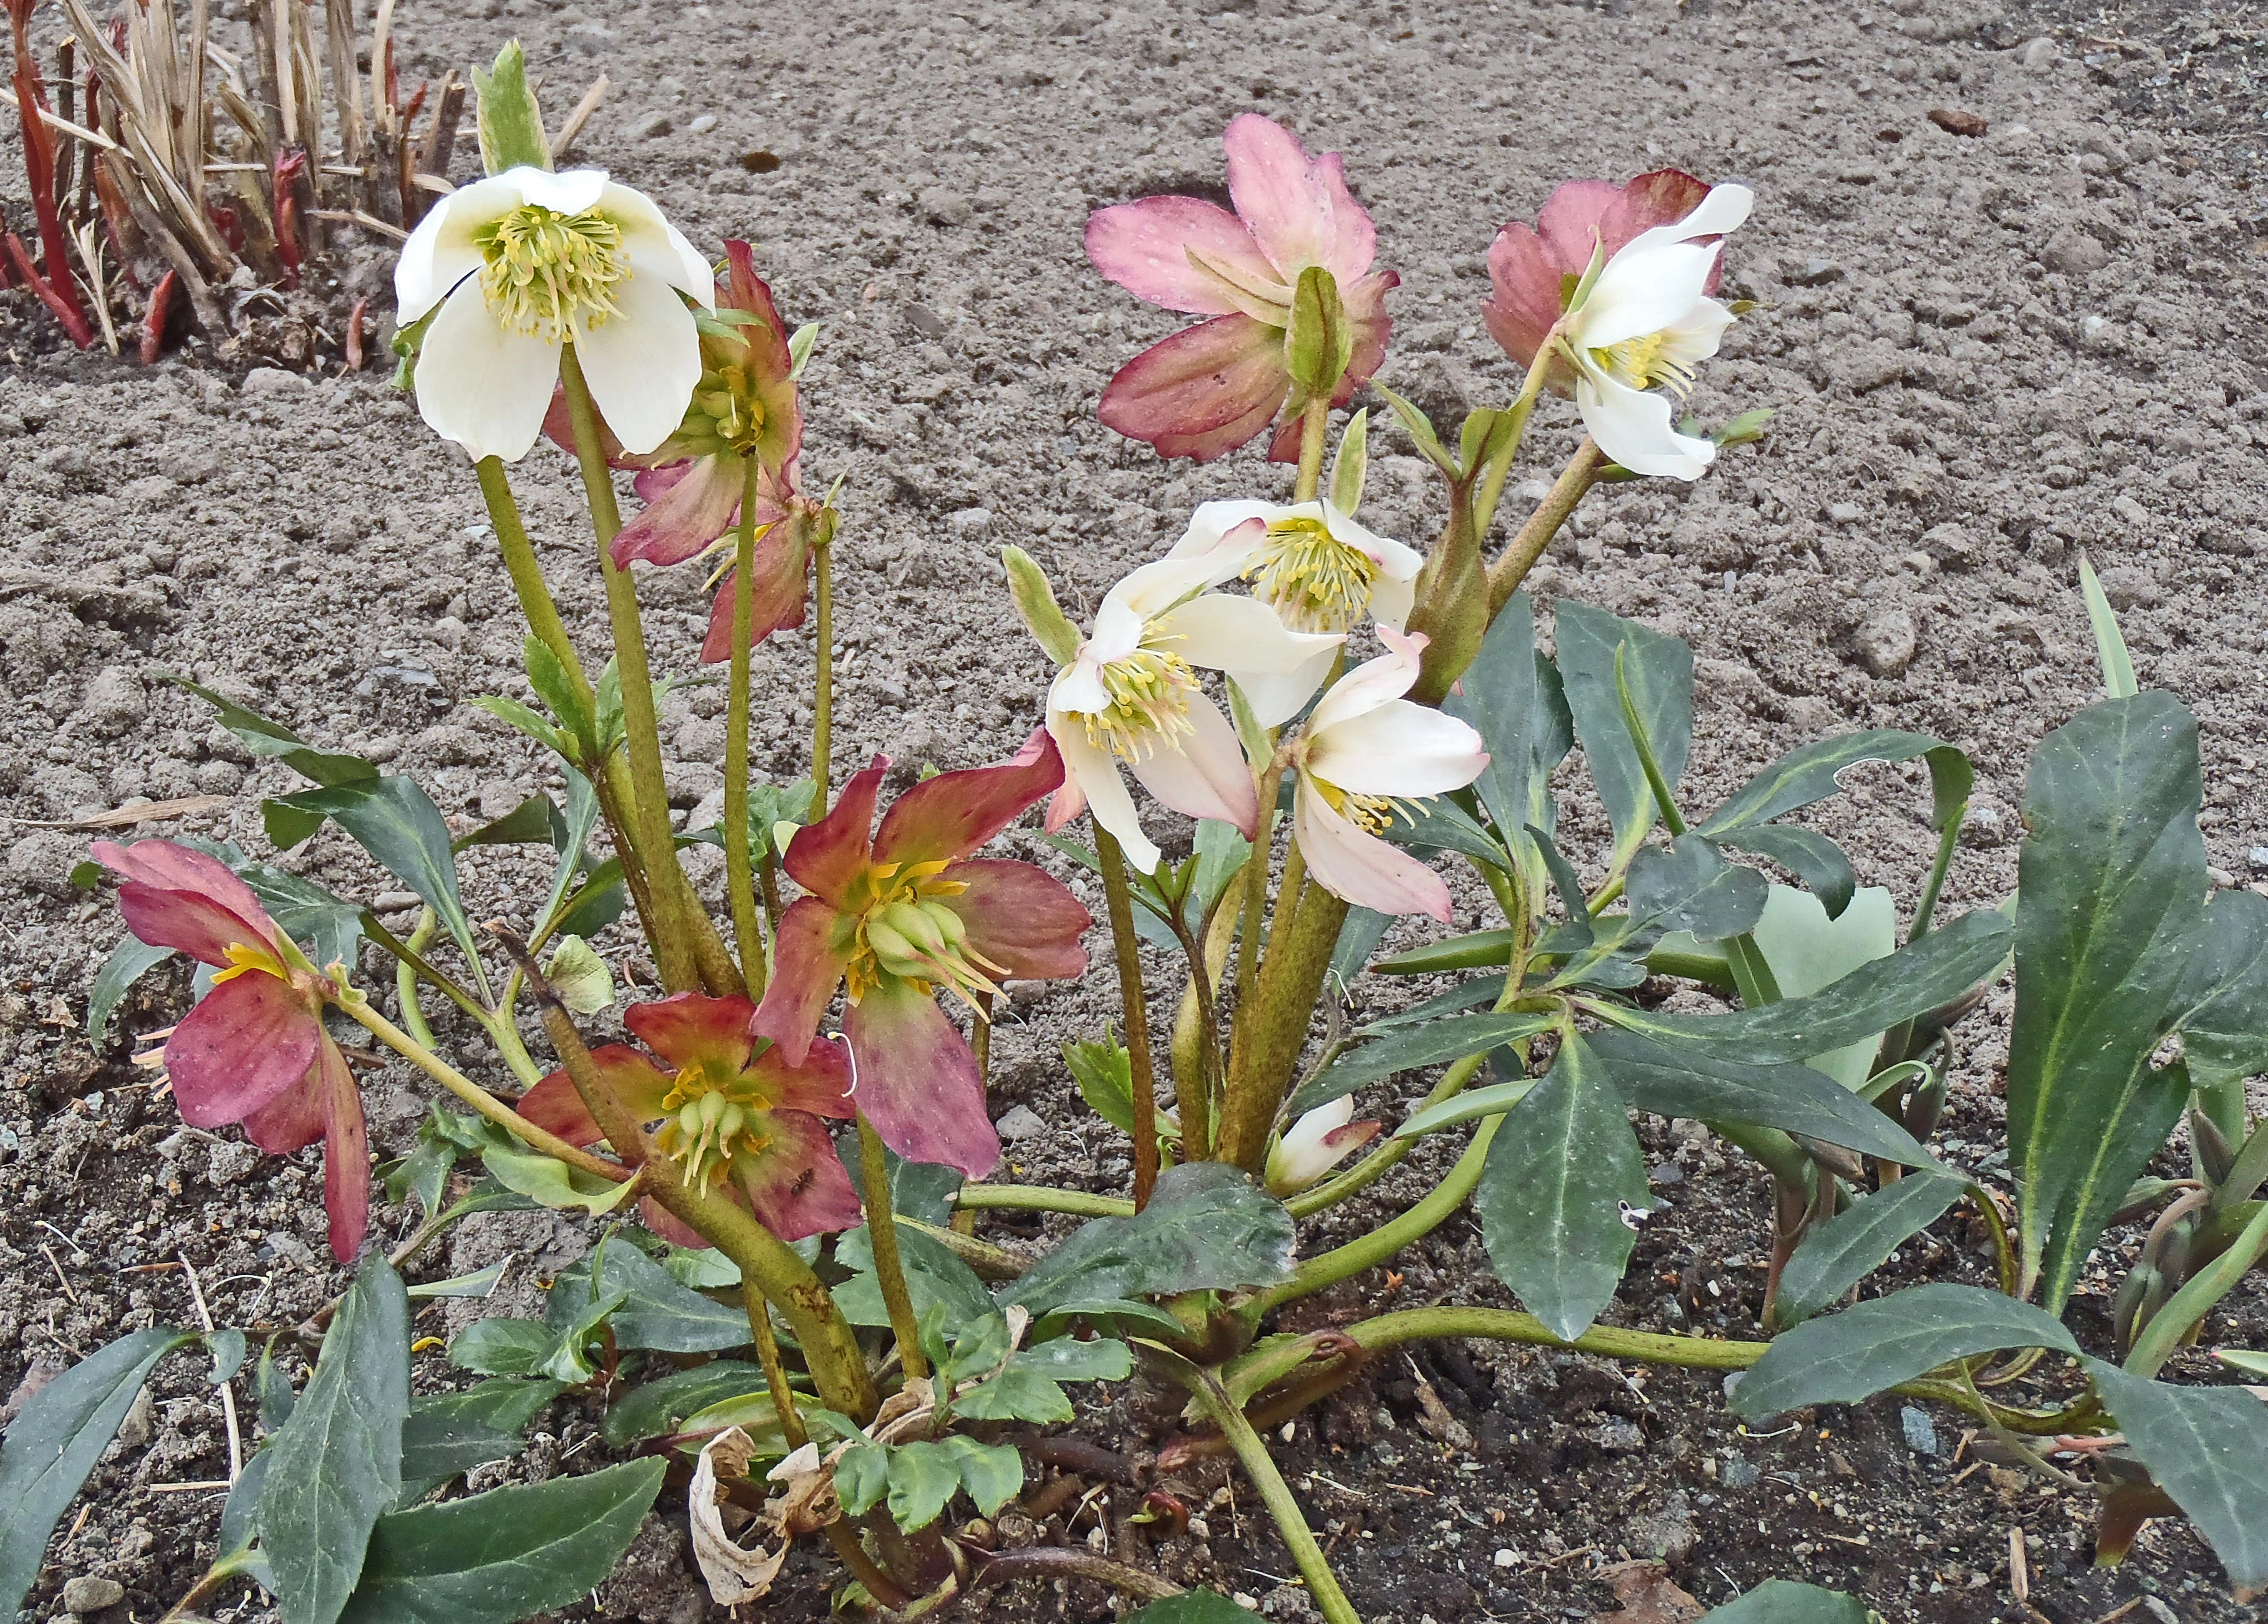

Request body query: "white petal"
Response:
[1097, 554, 1223, 652]
[1573, 241, 1720, 351]
[1050, 653, 1111, 719]
[1613, 182, 1754, 263]
[1050, 715, 1161, 873]
[1309, 700, 1489, 798]
[504, 165, 607, 215]
[1293, 778, 1453, 922]
[1164, 592, 1342, 678]
[1169, 499, 1280, 564]
[1656, 298, 1738, 370]
[1306, 635, 1421, 736]
[603, 180, 717, 307]
[1233, 641, 1340, 730]
[1575, 369, 1716, 480]
[1320, 501, 1422, 581]
[571, 272, 701, 456]
[1369, 570, 1416, 634]
[412, 282, 562, 462]
[1127, 694, 1258, 834]
[393, 173, 526, 322]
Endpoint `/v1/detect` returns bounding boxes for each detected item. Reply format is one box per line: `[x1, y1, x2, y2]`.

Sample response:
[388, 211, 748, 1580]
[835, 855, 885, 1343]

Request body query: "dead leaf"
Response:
[1589, 1560, 1705, 1624]
[690, 1427, 792, 1605]
[1928, 107, 1989, 137]
[2, 794, 231, 832]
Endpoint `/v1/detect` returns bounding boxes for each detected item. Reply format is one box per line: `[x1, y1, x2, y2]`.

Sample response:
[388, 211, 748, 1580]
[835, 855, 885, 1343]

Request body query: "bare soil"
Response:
[4, 0, 2268, 1620]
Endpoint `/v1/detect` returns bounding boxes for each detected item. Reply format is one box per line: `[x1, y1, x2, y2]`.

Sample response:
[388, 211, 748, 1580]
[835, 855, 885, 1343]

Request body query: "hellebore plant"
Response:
[36, 52, 2268, 1624]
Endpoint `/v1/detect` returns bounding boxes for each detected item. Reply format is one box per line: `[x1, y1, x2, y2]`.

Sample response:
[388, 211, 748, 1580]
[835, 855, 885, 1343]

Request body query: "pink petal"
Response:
[720, 242, 805, 475]
[698, 512, 814, 665]
[748, 1030, 856, 1119]
[748, 897, 852, 1066]
[873, 728, 1064, 870]
[521, 1045, 676, 1146]
[165, 973, 323, 1127]
[94, 839, 269, 934]
[781, 757, 884, 903]
[113, 882, 269, 970]
[1292, 779, 1454, 924]
[318, 1039, 370, 1261]
[539, 380, 638, 466]
[1097, 316, 1290, 463]
[841, 980, 999, 1179]
[1223, 114, 1376, 285]
[1594, 169, 1719, 274]
[241, 1063, 324, 1154]
[1483, 222, 1570, 379]
[610, 455, 746, 568]
[638, 1196, 712, 1250]
[736, 1110, 863, 1240]
[625, 991, 758, 1075]
[935, 858, 1091, 982]
[1125, 692, 1258, 837]
[1085, 195, 1279, 316]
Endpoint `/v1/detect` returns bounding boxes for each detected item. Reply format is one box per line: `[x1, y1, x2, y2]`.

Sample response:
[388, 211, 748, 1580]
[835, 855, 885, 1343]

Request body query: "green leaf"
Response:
[2215, 1349, 2268, 1378]
[1373, 382, 1459, 476]
[884, 1440, 963, 1531]
[1380, 795, 1511, 869]
[451, 793, 561, 853]
[601, 1360, 770, 1447]
[1443, 595, 1555, 883]
[834, 1224, 993, 1330]
[266, 776, 485, 974]
[470, 41, 550, 176]
[1699, 1580, 1874, 1622]
[943, 1436, 1025, 1517]
[1699, 729, 1951, 834]
[837, 1138, 965, 1227]
[1028, 1298, 1189, 1344]
[1771, 1173, 1964, 1328]
[405, 1261, 509, 1300]
[0, 1328, 199, 1618]
[1748, 884, 1899, 1090]
[263, 1255, 411, 1624]
[1712, 825, 1858, 921]
[1729, 1283, 2077, 1419]
[953, 1365, 1074, 1424]
[88, 937, 173, 1040]
[446, 1321, 564, 1381]
[521, 637, 597, 756]
[478, 1139, 637, 1216]
[467, 694, 565, 759]
[2167, 887, 2268, 1096]
[1007, 1162, 1295, 1315]
[835, 1444, 889, 1517]
[1017, 1335, 1135, 1382]
[576, 1240, 751, 1354]
[787, 321, 820, 379]
[2007, 693, 2208, 1309]
[1586, 1033, 1941, 1169]
[1001, 546, 1081, 667]
[338, 1459, 665, 1624]
[1329, 407, 1369, 512]
[162, 675, 377, 788]
[1626, 836, 1769, 942]
[1474, 1035, 1648, 1341]
[1328, 907, 1392, 995]
[2083, 1358, 2268, 1593]
[1376, 927, 1520, 977]
[1595, 906, 2012, 1065]
[1288, 1013, 1556, 1116]
[396, 1380, 565, 1504]
[1555, 602, 1693, 876]
[1066, 1026, 1138, 1137]
[541, 935, 613, 1015]
[2077, 555, 2140, 700]
[1394, 1076, 1538, 1139]
[1285, 265, 1352, 397]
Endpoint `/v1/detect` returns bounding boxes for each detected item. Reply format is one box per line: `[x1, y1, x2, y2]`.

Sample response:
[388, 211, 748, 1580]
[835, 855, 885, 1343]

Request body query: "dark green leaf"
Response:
[943, 1436, 1024, 1518]
[1376, 928, 1520, 977]
[1555, 603, 1693, 873]
[834, 1224, 993, 1330]
[2083, 1358, 2268, 1593]
[0, 1328, 198, 1617]
[837, 1138, 965, 1227]
[2168, 888, 2268, 1095]
[1373, 381, 1459, 475]
[1699, 730, 1947, 834]
[1290, 1013, 1556, 1116]
[88, 937, 173, 1040]
[1359, 975, 1508, 1031]
[337, 1458, 665, 1624]
[953, 1365, 1074, 1424]
[264, 1255, 411, 1624]
[451, 794, 561, 854]
[602, 1360, 770, 1447]
[1380, 795, 1508, 868]
[1730, 1283, 2076, 1419]
[1713, 825, 1858, 921]
[1007, 1163, 1295, 1314]
[836, 1444, 890, 1517]
[884, 1439, 963, 1531]
[1772, 1174, 1965, 1327]
[1626, 837, 1769, 942]
[1027, 1299, 1189, 1343]
[218, 1446, 273, 1569]
[163, 675, 377, 787]
[2007, 694, 2207, 1309]
[1699, 1580, 1874, 1623]
[467, 695, 565, 758]
[232, 858, 365, 972]
[1474, 1035, 1648, 1341]
[267, 776, 483, 973]
[522, 636, 599, 758]
[1328, 907, 1393, 995]
[1444, 597, 1545, 852]
[396, 1380, 566, 1503]
[585, 1239, 751, 1354]
[1527, 824, 1595, 948]
[1016, 1335, 1134, 1382]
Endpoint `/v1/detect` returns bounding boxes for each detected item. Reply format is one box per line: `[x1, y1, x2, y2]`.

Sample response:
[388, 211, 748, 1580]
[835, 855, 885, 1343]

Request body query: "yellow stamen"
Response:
[1313, 777, 1425, 835]
[840, 865, 1003, 1013]
[1083, 645, 1198, 763]
[655, 1065, 776, 1197]
[473, 203, 626, 343]
[1252, 515, 1378, 635]
[210, 940, 286, 985]
[1591, 331, 1697, 396]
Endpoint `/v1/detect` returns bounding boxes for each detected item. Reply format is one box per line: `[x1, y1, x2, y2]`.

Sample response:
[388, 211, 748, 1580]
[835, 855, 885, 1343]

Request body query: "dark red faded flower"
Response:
[95, 839, 369, 1261]
[750, 731, 1091, 1179]
[519, 990, 860, 1243]
[1086, 114, 1396, 463]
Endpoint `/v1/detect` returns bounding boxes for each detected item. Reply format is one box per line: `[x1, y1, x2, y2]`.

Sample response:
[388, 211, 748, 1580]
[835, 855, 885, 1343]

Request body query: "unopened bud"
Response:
[1001, 546, 1081, 666]
[1285, 264, 1353, 399]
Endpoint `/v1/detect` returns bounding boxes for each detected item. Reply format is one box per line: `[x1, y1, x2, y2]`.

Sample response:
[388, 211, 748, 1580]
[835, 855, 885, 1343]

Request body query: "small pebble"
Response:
[688, 112, 718, 134]
[1492, 1548, 1518, 1569]
[2249, 847, 2268, 872]
[1722, 1457, 1762, 1489]
[994, 1104, 1049, 1141]
[1900, 1404, 1939, 1456]
[62, 1576, 125, 1614]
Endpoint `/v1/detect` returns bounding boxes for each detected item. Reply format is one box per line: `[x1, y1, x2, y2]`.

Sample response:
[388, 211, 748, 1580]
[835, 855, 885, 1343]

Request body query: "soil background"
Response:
[5, 0, 2268, 1620]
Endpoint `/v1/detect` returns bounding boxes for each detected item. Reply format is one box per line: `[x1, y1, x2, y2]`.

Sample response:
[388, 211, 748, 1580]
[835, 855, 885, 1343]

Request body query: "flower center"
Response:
[1590, 331, 1696, 395]
[1313, 776, 1422, 835]
[210, 940, 286, 986]
[690, 363, 771, 457]
[1083, 644, 1198, 763]
[473, 203, 626, 343]
[842, 861, 1006, 1013]
[657, 1068, 773, 1197]
[1252, 516, 1378, 635]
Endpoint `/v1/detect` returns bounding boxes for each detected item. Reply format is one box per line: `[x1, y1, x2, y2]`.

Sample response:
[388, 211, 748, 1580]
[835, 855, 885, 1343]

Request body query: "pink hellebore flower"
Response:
[1265, 1097, 1383, 1196]
[95, 839, 369, 1261]
[1086, 114, 1397, 463]
[518, 991, 861, 1244]
[751, 732, 1092, 1179]
[1290, 629, 1489, 924]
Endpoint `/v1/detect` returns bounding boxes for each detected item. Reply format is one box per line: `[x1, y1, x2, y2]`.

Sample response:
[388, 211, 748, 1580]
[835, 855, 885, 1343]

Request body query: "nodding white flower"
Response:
[1046, 551, 1341, 874]
[1559, 183, 1752, 480]
[393, 166, 713, 463]
[1290, 628, 1489, 923]
[1266, 1096, 1382, 1196]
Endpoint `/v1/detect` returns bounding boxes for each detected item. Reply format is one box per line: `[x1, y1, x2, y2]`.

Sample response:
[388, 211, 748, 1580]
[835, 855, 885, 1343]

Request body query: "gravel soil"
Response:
[4, 0, 2268, 1619]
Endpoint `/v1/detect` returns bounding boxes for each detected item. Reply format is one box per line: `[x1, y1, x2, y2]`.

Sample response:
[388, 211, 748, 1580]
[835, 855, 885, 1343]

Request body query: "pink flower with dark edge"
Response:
[518, 991, 861, 1244]
[1265, 1097, 1383, 1196]
[94, 839, 369, 1261]
[1086, 114, 1396, 463]
[1481, 168, 1719, 394]
[751, 730, 1091, 1179]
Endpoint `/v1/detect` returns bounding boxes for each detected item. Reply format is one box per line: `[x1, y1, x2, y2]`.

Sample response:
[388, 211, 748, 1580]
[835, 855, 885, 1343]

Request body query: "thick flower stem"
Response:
[1487, 438, 1604, 619]
[1182, 1365, 1361, 1624]
[746, 1287, 807, 1449]
[809, 533, 835, 820]
[1219, 876, 1349, 1174]
[725, 458, 768, 996]
[1096, 829, 1161, 1209]
[1291, 395, 1331, 504]
[857, 1111, 930, 1381]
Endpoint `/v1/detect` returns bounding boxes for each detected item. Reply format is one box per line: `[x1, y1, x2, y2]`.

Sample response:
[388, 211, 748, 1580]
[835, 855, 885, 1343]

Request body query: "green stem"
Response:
[1908, 805, 1964, 943]
[1222, 877, 1350, 1173]
[950, 1184, 1134, 1219]
[2124, 1196, 2268, 1378]
[809, 531, 834, 821]
[1486, 438, 1604, 619]
[857, 1111, 930, 1381]
[899, 1217, 1028, 1281]
[1096, 829, 1161, 1209]
[475, 455, 591, 707]
[725, 457, 766, 995]
[394, 909, 440, 1051]
[745, 1286, 806, 1450]
[1184, 1366, 1360, 1624]
[1722, 934, 1783, 1008]
[1292, 395, 1330, 503]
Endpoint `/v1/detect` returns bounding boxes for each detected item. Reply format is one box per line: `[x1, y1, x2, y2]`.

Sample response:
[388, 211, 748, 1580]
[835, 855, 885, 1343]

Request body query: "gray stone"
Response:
[2040, 226, 2109, 276]
[6, 829, 83, 897]
[81, 666, 148, 738]
[920, 186, 973, 226]
[61, 1575, 126, 1613]
[631, 110, 673, 138]
[995, 1104, 1050, 1141]
[2096, 565, 2160, 609]
[948, 506, 995, 534]
[2247, 847, 2268, 872]
[1721, 1457, 1762, 1489]
[1855, 607, 1918, 678]
[241, 366, 309, 398]
[1900, 1404, 1940, 1456]
[1596, 1418, 1646, 1453]
[2019, 36, 2058, 70]
[1624, 1494, 1697, 1562]
[1959, 801, 2008, 849]
[688, 112, 718, 134]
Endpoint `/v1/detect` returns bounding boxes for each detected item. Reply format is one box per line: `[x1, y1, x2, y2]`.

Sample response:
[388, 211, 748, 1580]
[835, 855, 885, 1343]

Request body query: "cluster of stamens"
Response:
[474, 204, 627, 343]
[1313, 779, 1423, 834]
[1591, 331, 1697, 396]
[1251, 515, 1379, 635]
[657, 1070, 773, 1197]
[844, 860, 1007, 1013]
[210, 939, 287, 987]
[1084, 644, 1198, 763]
[691, 362, 771, 455]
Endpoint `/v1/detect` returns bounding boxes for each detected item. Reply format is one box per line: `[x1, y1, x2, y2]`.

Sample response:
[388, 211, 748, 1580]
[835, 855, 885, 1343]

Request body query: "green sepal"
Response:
[1001, 546, 1081, 665]
[472, 42, 551, 176]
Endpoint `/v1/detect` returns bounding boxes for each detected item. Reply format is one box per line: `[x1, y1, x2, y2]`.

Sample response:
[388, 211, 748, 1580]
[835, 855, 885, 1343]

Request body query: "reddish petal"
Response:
[1483, 221, 1570, 378]
[1596, 168, 1717, 274]
[1338, 269, 1397, 396]
[637, 1195, 713, 1249]
[165, 974, 323, 1128]
[610, 455, 745, 568]
[318, 1040, 371, 1261]
[1097, 316, 1288, 463]
[749, 897, 852, 1066]
[873, 728, 1064, 869]
[781, 758, 884, 902]
[1222, 114, 1376, 286]
[539, 380, 637, 466]
[241, 1060, 325, 1153]
[94, 839, 269, 934]
[1085, 196, 1278, 316]
[522, 1045, 674, 1151]
[842, 980, 999, 1179]
[721, 243, 805, 476]
[698, 513, 814, 665]
[1532, 178, 1624, 271]
[625, 991, 758, 1075]
[114, 882, 269, 969]
[935, 858, 1090, 982]
[748, 1032, 855, 1119]
[737, 1111, 863, 1240]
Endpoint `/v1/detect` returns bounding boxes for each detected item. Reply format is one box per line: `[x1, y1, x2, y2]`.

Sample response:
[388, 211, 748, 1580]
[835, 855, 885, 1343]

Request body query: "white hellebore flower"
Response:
[1291, 627, 1489, 923]
[1172, 498, 1424, 718]
[1560, 183, 1753, 481]
[393, 166, 714, 463]
[1266, 1096, 1383, 1196]
[1046, 551, 1341, 874]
